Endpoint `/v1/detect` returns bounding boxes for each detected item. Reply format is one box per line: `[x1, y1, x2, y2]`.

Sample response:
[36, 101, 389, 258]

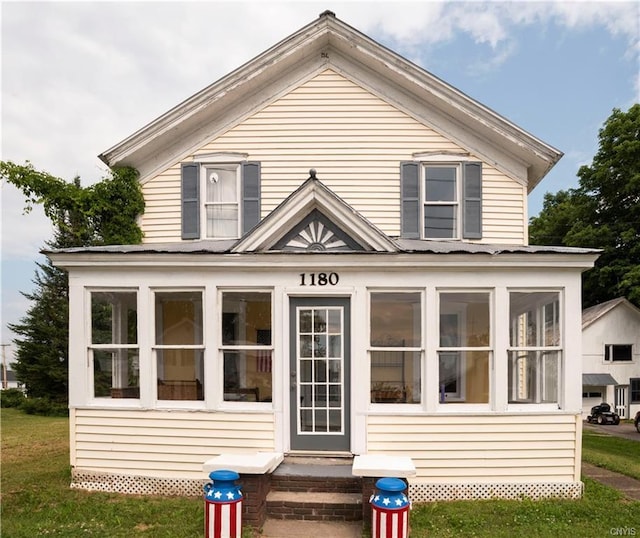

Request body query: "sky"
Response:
[1, 1, 639, 363]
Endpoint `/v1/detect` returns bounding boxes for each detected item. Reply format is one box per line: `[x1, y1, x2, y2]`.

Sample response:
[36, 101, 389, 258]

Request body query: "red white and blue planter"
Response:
[204, 469, 243, 538]
[370, 477, 410, 538]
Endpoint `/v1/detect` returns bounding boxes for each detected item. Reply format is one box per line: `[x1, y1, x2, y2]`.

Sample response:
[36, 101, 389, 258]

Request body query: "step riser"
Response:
[267, 498, 362, 521]
[270, 475, 362, 494]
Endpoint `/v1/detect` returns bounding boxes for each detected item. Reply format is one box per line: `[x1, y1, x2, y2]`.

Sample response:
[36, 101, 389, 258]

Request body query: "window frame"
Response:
[201, 163, 242, 239]
[368, 289, 424, 408]
[507, 289, 563, 410]
[436, 290, 493, 410]
[218, 288, 274, 410]
[630, 378, 640, 403]
[152, 288, 205, 408]
[423, 164, 460, 239]
[87, 288, 140, 404]
[604, 344, 633, 362]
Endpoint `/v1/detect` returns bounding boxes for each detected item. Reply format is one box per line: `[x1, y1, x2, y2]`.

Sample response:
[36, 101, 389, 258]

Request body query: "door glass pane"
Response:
[297, 306, 344, 435]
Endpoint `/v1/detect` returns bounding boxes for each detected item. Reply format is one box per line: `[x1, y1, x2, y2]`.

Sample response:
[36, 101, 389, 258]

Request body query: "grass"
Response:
[582, 428, 640, 480]
[1, 408, 202, 537]
[2, 408, 639, 538]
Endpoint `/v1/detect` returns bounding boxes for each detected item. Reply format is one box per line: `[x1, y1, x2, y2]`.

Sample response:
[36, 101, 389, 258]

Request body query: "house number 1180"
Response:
[299, 272, 339, 286]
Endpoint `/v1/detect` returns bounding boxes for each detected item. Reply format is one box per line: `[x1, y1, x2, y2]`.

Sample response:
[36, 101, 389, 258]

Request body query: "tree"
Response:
[1, 162, 144, 402]
[529, 104, 640, 308]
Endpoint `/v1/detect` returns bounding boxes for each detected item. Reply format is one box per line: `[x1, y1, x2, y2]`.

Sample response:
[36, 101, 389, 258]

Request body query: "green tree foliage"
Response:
[1, 162, 144, 403]
[530, 104, 640, 308]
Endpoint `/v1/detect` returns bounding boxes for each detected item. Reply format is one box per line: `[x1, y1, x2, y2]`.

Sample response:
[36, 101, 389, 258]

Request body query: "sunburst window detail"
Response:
[286, 220, 347, 251]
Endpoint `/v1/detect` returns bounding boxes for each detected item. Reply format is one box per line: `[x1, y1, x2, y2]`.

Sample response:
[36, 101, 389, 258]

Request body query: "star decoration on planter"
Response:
[226, 491, 236, 500]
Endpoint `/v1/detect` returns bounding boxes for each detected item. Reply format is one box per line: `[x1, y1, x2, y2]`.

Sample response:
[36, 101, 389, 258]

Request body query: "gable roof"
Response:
[232, 171, 397, 253]
[582, 297, 640, 329]
[99, 11, 561, 191]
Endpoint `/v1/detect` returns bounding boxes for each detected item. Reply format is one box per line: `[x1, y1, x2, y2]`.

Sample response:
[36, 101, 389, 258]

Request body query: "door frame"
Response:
[288, 296, 351, 452]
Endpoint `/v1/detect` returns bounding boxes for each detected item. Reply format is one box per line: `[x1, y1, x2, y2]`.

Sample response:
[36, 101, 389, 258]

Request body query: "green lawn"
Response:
[582, 428, 640, 479]
[2, 408, 639, 537]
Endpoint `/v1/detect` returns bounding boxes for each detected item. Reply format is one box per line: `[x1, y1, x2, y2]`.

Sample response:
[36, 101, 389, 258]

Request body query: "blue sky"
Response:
[1, 1, 639, 362]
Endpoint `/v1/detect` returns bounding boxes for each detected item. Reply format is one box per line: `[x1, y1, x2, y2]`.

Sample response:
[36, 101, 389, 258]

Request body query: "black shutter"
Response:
[400, 162, 420, 238]
[242, 162, 261, 234]
[462, 162, 482, 239]
[181, 163, 200, 239]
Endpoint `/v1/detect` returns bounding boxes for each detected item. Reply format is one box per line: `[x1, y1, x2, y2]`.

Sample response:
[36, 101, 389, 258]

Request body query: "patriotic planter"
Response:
[370, 477, 410, 538]
[204, 469, 243, 538]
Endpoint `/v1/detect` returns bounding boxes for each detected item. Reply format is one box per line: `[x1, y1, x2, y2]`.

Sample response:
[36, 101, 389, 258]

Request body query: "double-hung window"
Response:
[221, 291, 273, 403]
[89, 291, 139, 399]
[204, 165, 240, 238]
[369, 292, 422, 404]
[181, 157, 260, 240]
[438, 292, 491, 404]
[400, 160, 482, 240]
[154, 291, 204, 401]
[508, 291, 561, 404]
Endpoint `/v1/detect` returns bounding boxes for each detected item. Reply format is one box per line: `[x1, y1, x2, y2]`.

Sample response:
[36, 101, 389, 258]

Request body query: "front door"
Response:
[289, 297, 350, 451]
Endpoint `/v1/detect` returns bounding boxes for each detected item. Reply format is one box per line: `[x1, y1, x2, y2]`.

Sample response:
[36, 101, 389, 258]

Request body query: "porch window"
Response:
[369, 292, 422, 404]
[90, 291, 139, 399]
[508, 291, 561, 404]
[438, 292, 491, 404]
[221, 292, 272, 402]
[154, 291, 204, 401]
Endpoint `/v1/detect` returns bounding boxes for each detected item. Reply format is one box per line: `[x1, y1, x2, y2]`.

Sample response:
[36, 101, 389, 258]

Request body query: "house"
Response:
[47, 11, 599, 516]
[1, 367, 22, 390]
[582, 297, 640, 419]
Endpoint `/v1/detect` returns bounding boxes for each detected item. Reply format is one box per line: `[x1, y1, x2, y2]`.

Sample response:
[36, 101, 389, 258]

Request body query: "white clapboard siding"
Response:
[141, 69, 526, 244]
[72, 409, 275, 479]
[367, 413, 578, 483]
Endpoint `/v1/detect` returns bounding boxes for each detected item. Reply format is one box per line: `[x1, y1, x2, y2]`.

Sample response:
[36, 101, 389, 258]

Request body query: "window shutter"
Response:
[242, 161, 261, 234]
[462, 162, 482, 239]
[400, 162, 420, 238]
[181, 163, 200, 239]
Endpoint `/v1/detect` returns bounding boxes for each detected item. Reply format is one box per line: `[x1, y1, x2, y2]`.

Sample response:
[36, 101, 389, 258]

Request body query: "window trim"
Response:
[423, 164, 460, 240]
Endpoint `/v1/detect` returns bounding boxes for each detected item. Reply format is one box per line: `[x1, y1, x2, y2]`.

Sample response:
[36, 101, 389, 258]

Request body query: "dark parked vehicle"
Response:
[634, 410, 640, 433]
[586, 403, 620, 425]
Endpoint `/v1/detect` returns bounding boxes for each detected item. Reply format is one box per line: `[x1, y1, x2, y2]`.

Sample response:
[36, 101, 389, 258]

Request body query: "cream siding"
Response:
[73, 408, 275, 479]
[141, 69, 526, 244]
[367, 414, 579, 483]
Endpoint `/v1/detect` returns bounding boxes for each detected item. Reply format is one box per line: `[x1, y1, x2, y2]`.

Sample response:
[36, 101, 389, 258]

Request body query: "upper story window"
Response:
[401, 159, 482, 240]
[604, 344, 633, 362]
[181, 156, 260, 240]
[204, 165, 240, 238]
